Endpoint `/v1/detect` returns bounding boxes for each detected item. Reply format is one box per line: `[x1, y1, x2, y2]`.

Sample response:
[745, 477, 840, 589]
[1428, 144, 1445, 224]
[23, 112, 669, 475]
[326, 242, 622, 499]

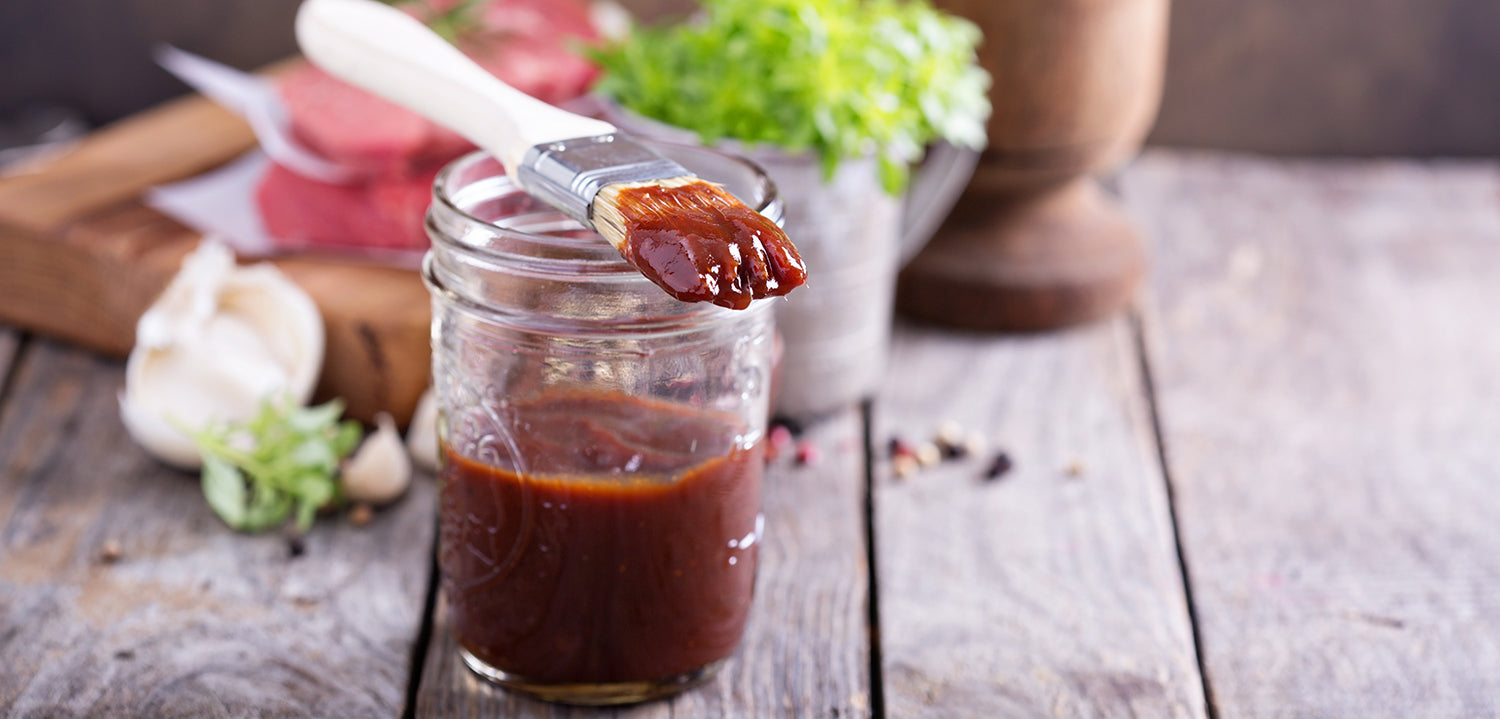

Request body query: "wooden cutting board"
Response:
[0, 90, 430, 426]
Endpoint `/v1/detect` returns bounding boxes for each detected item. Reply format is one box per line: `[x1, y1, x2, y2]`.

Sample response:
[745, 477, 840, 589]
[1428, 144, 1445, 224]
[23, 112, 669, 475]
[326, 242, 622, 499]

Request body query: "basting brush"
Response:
[295, 0, 806, 310]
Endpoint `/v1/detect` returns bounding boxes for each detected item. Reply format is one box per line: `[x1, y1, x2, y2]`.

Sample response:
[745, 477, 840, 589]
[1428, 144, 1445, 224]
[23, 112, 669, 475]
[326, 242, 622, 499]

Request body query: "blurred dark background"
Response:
[1, 0, 300, 124]
[1157, 0, 1500, 156]
[3, 0, 1499, 156]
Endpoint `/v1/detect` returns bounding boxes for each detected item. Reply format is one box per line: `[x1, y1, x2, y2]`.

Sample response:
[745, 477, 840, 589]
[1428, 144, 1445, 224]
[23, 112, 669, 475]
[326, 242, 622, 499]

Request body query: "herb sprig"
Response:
[590, 0, 991, 194]
[190, 397, 364, 534]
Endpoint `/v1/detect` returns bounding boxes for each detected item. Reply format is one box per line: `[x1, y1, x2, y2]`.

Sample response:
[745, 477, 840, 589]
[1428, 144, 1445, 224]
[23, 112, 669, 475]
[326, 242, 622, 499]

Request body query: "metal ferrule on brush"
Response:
[516, 134, 692, 228]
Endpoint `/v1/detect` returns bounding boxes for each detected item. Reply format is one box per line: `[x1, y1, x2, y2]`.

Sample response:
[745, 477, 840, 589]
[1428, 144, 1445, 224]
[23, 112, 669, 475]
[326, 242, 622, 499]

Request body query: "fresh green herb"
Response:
[590, 0, 991, 194]
[190, 396, 364, 534]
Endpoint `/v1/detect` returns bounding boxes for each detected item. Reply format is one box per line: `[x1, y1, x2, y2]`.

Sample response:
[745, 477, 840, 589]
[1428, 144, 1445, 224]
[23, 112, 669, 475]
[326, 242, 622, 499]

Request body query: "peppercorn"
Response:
[889, 436, 915, 459]
[983, 452, 1014, 481]
[349, 503, 375, 527]
[915, 442, 942, 467]
[794, 440, 822, 467]
[99, 539, 123, 564]
[765, 424, 796, 463]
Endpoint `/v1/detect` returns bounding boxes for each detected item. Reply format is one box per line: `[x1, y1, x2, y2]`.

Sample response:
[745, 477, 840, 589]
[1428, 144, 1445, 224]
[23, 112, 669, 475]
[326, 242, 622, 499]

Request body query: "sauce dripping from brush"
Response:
[610, 182, 807, 310]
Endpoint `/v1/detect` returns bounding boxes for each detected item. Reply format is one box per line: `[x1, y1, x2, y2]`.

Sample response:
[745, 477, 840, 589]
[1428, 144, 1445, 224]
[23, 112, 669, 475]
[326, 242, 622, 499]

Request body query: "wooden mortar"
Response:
[897, 0, 1169, 331]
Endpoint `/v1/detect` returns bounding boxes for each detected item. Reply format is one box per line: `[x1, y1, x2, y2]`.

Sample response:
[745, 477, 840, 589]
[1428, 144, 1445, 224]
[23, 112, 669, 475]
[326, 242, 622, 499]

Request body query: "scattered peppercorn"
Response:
[889, 436, 915, 459]
[890, 424, 1008, 480]
[983, 452, 1014, 481]
[765, 424, 796, 463]
[98, 539, 123, 564]
[915, 441, 942, 468]
[348, 503, 375, 527]
[287, 535, 306, 558]
[794, 440, 822, 466]
[932, 420, 964, 459]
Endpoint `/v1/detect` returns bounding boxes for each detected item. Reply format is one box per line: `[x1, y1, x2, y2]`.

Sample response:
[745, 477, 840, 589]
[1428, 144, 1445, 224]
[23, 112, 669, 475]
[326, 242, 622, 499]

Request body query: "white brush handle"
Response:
[295, 0, 615, 171]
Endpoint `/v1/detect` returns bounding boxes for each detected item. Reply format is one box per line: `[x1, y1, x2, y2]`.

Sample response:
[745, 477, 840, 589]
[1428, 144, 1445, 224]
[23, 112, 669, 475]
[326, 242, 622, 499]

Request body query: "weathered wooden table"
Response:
[4, 150, 1498, 718]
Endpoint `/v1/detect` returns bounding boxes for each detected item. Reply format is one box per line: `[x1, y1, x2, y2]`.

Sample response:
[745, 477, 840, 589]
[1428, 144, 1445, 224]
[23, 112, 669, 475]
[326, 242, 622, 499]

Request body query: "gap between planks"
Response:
[0, 329, 25, 438]
[0, 340, 437, 718]
[860, 400, 887, 719]
[403, 521, 442, 719]
[873, 316, 1208, 719]
[1130, 310, 1221, 719]
[1122, 150, 1500, 717]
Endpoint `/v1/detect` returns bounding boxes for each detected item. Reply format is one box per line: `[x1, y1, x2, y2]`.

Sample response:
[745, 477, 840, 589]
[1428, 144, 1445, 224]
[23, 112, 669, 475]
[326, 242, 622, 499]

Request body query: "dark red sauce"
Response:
[615, 182, 807, 310]
[438, 392, 763, 684]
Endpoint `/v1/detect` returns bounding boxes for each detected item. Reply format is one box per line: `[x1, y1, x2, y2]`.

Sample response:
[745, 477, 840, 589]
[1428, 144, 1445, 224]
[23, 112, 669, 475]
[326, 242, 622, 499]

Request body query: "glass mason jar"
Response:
[424, 145, 780, 706]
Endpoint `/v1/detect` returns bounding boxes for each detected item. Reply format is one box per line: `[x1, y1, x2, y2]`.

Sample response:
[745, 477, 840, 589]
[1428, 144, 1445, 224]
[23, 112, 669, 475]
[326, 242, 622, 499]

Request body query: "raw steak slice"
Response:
[260, 0, 603, 254]
[257, 160, 444, 252]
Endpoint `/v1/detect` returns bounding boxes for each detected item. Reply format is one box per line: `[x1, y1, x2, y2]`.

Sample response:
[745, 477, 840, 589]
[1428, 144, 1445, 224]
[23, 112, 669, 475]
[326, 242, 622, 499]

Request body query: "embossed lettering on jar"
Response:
[423, 145, 780, 706]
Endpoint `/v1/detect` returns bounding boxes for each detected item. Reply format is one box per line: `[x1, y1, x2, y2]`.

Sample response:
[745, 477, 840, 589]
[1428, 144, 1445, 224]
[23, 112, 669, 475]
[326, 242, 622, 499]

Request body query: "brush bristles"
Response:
[591, 176, 709, 251]
[590, 175, 807, 309]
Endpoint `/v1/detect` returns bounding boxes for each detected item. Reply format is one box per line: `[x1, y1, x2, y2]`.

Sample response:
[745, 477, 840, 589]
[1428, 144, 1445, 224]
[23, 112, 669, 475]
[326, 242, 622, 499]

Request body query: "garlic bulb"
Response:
[405, 387, 439, 473]
[342, 412, 412, 504]
[120, 240, 324, 468]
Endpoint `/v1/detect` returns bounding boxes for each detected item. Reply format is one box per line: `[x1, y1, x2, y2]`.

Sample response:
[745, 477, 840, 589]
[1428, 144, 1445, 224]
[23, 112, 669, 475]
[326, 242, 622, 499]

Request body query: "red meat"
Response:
[259, 0, 602, 254]
[278, 64, 448, 176]
[257, 160, 443, 253]
[466, 35, 599, 106]
[471, 0, 600, 43]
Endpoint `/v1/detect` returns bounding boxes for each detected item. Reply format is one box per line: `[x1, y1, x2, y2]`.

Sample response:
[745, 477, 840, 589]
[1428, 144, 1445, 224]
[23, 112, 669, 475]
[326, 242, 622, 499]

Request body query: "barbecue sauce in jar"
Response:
[438, 392, 763, 688]
[427, 147, 778, 704]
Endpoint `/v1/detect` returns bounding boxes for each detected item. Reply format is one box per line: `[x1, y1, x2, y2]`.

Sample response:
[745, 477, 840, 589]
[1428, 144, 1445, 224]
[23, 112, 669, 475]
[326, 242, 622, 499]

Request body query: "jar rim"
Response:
[423, 144, 784, 330]
[427, 145, 783, 274]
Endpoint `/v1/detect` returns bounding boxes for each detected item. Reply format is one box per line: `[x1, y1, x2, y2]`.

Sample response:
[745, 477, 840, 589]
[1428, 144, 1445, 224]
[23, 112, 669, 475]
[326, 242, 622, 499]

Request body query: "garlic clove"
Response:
[120, 239, 325, 468]
[342, 412, 412, 505]
[406, 387, 439, 473]
[218, 265, 324, 400]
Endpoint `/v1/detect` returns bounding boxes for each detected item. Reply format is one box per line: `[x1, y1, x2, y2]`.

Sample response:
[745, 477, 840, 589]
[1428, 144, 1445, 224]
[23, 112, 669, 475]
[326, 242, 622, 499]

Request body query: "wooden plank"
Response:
[273, 255, 430, 426]
[0, 61, 431, 426]
[874, 319, 1206, 718]
[0, 92, 253, 235]
[0, 205, 196, 360]
[0, 199, 431, 426]
[1122, 151, 1500, 716]
[415, 408, 872, 717]
[0, 340, 438, 717]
